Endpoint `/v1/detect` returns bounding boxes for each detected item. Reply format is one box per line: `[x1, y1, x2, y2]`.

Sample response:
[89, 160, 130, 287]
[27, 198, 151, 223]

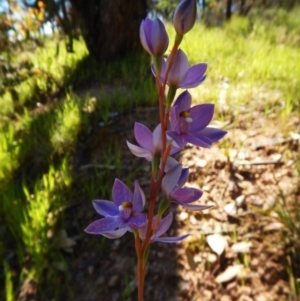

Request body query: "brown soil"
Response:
[61, 101, 299, 301]
[18, 102, 300, 301]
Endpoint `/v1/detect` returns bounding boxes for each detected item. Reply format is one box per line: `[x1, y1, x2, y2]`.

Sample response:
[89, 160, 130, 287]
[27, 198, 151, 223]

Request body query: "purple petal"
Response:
[84, 216, 123, 235]
[140, 18, 168, 56]
[92, 200, 118, 217]
[127, 214, 147, 229]
[153, 234, 190, 243]
[167, 49, 189, 87]
[162, 157, 181, 173]
[162, 164, 182, 196]
[170, 105, 181, 134]
[189, 104, 214, 132]
[139, 19, 152, 55]
[177, 168, 189, 187]
[152, 57, 166, 81]
[112, 179, 132, 207]
[173, 0, 197, 35]
[101, 228, 128, 239]
[197, 127, 227, 143]
[180, 63, 207, 88]
[132, 181, 146, 213]
[183, 133, 212, 148]
[138, 223, 147, 240]
[164, 156, 180, 172]
[166, 130, 185, 149]
[178, 203, 213, 211]
[173, 90, 192, 112]
[153, 213, 173, 238]
[171, 187, 203, 204]
[159, 58, 167, 81]
[127, 141, 153, 161]
[152, 124, 163, 154]
[134, 123, 153, 153]
[120, 207, 132, 220]
[170, 145, 182, 155]
[150, 18, 169, 55]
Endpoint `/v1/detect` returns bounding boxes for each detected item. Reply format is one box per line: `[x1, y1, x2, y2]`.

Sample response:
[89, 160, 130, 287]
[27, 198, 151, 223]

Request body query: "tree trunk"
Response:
[240, 0, 245, 15]
[226, 0, 232, 20]
[69, 0, 148, 61]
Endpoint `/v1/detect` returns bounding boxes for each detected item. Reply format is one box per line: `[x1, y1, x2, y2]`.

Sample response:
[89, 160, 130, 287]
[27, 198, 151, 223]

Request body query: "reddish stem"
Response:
[135, 42, 180, 301]
[155, 71, 166, 152]
[161, 44, 179, 106]
[135, 234, 144, 301]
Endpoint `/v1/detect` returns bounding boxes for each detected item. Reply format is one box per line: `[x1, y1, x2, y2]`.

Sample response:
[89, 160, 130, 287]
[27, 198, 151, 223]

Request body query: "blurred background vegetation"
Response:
[0, 0, 299, 300]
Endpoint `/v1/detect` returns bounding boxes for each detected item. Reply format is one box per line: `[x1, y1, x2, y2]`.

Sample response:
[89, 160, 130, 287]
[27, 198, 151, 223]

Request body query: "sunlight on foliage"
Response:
[4, 261, 14, 301]
[0, 121, 20, 180]
[2, 159, 72, 282]
[51, 96, 84, 154]
[166, 11, 300, 112]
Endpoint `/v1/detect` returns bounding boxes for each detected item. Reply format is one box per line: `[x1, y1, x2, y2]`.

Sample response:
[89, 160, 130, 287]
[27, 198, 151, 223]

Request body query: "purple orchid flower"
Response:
[173, 0, 197, 35]
[153, 49, 207, 89]
[162, 163, 211, 211]
[139, 213, 189, 243]
[126, 122, 180, 162]
[167, 90, 227, 148]
[140, 17, 169, 56]
[85, 179, 146, 239]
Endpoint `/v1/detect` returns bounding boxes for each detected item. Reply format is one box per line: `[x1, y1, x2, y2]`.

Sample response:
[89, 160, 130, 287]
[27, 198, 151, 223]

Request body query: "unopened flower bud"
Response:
[140, 17, 169, 56]
[173, 0, 197, 35]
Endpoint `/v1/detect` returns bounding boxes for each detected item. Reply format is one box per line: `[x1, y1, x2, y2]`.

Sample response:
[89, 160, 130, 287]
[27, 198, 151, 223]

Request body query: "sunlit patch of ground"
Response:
[62, 100, 299, 301]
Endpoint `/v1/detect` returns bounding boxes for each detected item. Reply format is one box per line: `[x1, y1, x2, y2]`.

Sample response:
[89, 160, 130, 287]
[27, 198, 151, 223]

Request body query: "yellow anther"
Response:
[180, 111, 190, 118]
[121, 201, 132, 209]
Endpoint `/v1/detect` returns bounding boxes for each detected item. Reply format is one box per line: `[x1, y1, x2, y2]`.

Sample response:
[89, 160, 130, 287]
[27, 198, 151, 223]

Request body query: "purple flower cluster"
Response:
[85, 179, 146, 238]
[86, 0, 227, 245]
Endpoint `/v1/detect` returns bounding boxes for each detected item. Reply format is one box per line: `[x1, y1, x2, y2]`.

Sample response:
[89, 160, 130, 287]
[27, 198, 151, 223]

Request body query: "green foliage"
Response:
[3, 261, 14, 301]
[275, 187, 300, 298]
[2, 159, 72, 279]
[50, 95, 86, 154]
[154, 0, 178, 18]
[249, 6, 300, 46]
[166, 8, 300, 112]
[0, 37, 88, 112]
[0, 121, 20, 180]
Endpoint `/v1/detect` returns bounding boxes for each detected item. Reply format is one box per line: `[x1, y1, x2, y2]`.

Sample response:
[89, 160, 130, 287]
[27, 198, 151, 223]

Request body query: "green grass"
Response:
[167, 7, 300, 114]
[3, 261, 13, 301]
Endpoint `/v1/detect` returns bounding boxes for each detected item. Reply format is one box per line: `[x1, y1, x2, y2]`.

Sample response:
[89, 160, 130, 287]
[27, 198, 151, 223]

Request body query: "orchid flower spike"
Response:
[140, 17, 169, 56]
[139, 213, 189, 243]
[167, 90, 227, 149]
[85, 179, 146, 239]
[173, 0, 197, 36]
[162, 163, 212, 211]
